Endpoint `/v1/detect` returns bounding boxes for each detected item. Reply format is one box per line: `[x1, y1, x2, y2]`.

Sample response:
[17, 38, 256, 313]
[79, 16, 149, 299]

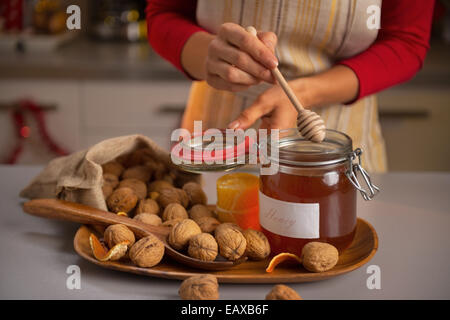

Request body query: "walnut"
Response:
[149, 191, 159, 201]
[178, 274, 219, 300]
[188, 233, 218, 261]
[148, 180, 173, 194]
[125, 148, 154, 167]
[133, 213, 162, 226]
[215, 222, 243, 234]
[136, 198, 160, 216]
[188, 204, 214, 220]
[168, 219, 202, 251]
[242, 229, 270, 260]
[103, 173, 119, 189]
[129, 234, 165, 268]
[301, 242, 339, 273]
[122, 165, 152, 182]
[182, 182, 207, 206]
[195, 216, 221, 234]
[102, 183, 113, 198]
[214, 226, 246, 261]
[102, 161, 124, 177]
[118, 178, 147, 200]
[176, 188, 189, 208]
[106, 187, 138, 213]
[265, 285, 302, 300]
[162, 218, 184, 228]
[162, 203, 188, 221]
[104, 224, 135, 249]
[152, 161, 168, 180]
[158, 187, 188, 208]
[162, 173, 175, 185]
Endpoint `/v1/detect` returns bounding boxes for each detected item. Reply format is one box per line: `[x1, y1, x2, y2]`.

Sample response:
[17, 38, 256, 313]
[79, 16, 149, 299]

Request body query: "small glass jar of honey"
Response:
[259, 129, 378, 256]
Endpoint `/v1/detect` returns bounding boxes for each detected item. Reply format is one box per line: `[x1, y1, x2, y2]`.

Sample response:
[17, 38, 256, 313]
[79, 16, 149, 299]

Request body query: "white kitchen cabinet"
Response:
[378, 87, 450, 171]
[0, 79, 192, 164]
[0, 80, 81, 164]
[80, 80, 191, 151]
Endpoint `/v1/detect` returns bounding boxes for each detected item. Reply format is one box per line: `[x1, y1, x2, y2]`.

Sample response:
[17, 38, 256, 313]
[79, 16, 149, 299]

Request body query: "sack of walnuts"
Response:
[19, 134, 201, 211]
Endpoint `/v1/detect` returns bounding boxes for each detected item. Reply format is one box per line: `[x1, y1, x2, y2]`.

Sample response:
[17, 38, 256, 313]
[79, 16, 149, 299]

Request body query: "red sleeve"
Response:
[338, 0, 435, 102]
[146, 0, 207, 77]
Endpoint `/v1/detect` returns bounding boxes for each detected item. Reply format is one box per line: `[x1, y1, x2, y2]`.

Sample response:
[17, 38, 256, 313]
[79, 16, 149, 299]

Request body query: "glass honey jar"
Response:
[259, 129, 379, 256]
[171, 127, 379, 256]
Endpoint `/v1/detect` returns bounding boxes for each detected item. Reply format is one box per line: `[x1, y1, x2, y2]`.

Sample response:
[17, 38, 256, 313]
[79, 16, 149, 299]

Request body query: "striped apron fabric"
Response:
[181, 0, 388, 173]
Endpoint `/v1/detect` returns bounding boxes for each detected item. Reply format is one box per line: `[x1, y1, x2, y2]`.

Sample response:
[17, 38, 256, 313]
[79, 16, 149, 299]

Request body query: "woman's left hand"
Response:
[228, 83, 302, 130]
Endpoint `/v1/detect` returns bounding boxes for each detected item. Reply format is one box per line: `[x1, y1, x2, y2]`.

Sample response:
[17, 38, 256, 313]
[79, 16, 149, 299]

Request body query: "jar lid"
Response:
[170, 129, 258, 173]
[261, 129, 353, 167]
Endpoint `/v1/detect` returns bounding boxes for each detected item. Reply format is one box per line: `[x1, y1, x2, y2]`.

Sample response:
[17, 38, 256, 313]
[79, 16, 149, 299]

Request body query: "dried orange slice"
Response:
[117, 211, 128, 217]
[89, 233, 129, 261]
[266, 253, 303, 273]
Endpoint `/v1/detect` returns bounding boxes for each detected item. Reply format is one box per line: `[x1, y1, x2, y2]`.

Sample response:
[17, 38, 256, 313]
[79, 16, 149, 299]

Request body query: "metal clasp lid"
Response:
[346, 148, 380, 201]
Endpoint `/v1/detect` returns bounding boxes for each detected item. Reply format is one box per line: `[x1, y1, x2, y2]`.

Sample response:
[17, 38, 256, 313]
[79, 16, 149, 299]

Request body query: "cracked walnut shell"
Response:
[266, 285, 302, 300]
[104, 224, 135, 249]
[106, 187, 138, 213]
[301, 242, 339, 272]
[215, 226, 247, 261]
[129, 234, 164, 268]
[168, 219, 202, 251]
[179, 274, 219, 300]
[242, 229, 270, 260]
[188, 233, 218, 261]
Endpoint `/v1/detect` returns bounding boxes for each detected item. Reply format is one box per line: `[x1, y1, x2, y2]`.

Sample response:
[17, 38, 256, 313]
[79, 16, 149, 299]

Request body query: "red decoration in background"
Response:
[0, 0, 23, 31]
[4, 100, 69, 164]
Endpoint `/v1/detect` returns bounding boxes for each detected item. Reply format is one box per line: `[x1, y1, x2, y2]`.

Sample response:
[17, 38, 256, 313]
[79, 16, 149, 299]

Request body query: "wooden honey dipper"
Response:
[246, 26, 326, 143]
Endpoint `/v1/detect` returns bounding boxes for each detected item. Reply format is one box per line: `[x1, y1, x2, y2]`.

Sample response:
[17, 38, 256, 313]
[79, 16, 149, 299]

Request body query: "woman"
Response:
[146, 0, 434, 172]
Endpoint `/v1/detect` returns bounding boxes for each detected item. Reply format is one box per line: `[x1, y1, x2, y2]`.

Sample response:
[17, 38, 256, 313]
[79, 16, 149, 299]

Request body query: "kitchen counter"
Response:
[0, 165, 449, 299]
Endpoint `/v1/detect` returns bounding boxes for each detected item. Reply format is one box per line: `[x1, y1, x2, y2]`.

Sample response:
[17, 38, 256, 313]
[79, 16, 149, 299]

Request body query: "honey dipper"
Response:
[246, 26, 326, 143]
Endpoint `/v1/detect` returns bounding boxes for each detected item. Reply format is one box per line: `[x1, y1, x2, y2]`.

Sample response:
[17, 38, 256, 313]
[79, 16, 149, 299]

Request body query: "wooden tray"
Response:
[73, 217, 378, 283]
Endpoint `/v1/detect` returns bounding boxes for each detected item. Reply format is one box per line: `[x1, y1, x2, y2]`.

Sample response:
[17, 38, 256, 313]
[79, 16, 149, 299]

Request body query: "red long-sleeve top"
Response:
[146, 0, 434, 101]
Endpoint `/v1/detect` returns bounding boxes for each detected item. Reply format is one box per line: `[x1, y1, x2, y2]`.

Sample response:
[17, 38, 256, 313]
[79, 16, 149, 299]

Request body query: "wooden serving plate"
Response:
[73, 217, 378, 283]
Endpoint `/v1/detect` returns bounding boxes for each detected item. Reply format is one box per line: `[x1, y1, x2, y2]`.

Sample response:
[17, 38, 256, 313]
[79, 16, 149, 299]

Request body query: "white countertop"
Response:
[1, 165, 449, 299]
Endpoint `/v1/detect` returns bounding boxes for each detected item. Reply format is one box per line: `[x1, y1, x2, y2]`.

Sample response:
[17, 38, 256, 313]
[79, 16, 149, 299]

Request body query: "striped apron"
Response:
[181, 0, 388, 173]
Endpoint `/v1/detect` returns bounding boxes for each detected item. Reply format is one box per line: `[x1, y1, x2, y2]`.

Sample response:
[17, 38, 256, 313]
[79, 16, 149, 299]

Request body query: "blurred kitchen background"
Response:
[0, 0, 449, 171]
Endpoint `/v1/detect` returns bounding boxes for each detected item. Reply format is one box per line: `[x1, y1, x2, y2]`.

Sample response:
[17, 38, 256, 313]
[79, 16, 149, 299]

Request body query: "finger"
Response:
[257, 31, 277, 53]
[209, 43, 272, 82]
[207, 59, 260, 85]
[206, 73, 250, 92]
[219, 23, 278, 69]
[228, 99, 275, 130]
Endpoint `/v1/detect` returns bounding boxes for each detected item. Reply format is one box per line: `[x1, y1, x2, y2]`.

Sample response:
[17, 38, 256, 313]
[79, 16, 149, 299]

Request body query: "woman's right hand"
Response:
[205, 23, 279, 92]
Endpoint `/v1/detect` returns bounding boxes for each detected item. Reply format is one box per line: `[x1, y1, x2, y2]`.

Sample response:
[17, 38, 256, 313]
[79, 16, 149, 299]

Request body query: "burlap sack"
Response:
[20, 134, 201, 211]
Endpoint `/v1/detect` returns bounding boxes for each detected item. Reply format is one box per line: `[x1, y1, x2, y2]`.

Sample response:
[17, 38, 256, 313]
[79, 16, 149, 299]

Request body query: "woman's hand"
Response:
[227, 65, 360, 130]
[228, 83, 301, 130]
[205, 23, 279, 92]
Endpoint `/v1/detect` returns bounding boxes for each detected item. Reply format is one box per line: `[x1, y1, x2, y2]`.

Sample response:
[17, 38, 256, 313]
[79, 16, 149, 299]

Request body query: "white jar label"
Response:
[259, 191, 320, 239]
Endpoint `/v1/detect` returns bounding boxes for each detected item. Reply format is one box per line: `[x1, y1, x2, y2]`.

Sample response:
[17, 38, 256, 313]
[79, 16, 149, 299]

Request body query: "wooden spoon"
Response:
[246, 26, 326, 143]
[22, 198, 246, 271]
